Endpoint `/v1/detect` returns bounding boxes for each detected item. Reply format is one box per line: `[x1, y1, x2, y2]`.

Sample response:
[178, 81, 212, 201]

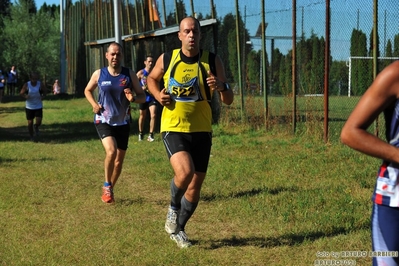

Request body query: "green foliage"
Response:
[382, 40, 393, 69]
[394, 34, 399, 57]
[330, 60, 349, 96]
[294, 32, 326, 95]
[386, 39, 393, 57]
[310, 34, 325, 94]
[368, 28, 380, 58]
[162, 0, 187, 52]
[278, 52, 292, 95]
[18, 0, 37, 14]
[0, 0, 11, 17]
[38, 3, 59, 17]
[2, 1, 59, 82]
[220, 12, 253, 86]
[219, 13, 235, 82]
[227, 30, 238, 83]
[269, 48, 281, 95]
[246, 50, 260, 85]
[349, 29, 370, 96]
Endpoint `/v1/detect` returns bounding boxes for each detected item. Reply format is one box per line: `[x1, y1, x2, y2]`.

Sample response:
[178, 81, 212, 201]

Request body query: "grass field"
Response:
[0, 95, 380, 265]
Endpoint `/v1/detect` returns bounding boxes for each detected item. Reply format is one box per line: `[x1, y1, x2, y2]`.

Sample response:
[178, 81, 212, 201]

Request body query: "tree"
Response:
[278, 52, 292, 96]
[270, 48, 283, 95]
[0, 0, 11, 56]
[219, 13, 235, 82]
[163, 0, 187, 52]
[39, 3, 59, 18]
[349, 29, 369, 95]
[2, 1, 60, 85]
[0, 0, 12, 17]
[394, 34, 399, 57]
[310, 33, 325, 94]
[18, 0, 37, 14]
[330, 60, 348, 96]
[382, 39, 394, 70]
[219, 12, 251, 86]
[227, 30, 238, 83]
[246, 50, 260, 87]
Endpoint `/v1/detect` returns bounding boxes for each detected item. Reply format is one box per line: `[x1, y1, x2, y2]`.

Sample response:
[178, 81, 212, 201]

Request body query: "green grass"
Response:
[0, 95, 378, 265]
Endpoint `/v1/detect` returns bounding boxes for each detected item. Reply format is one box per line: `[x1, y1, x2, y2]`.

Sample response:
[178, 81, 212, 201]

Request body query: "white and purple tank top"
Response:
[94, 67, 132, 126]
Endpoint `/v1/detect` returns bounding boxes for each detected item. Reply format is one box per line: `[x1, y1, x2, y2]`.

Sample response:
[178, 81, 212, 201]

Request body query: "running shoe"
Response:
[138, 133, 143, 141]
[147, 134, 154, 142]
[170, 231, 192, 248]
[165, 206, 179, 234]
[101, 185, 114, 203]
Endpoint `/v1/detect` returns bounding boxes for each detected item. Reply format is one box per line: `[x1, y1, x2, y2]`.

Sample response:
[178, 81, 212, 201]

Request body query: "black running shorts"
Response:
[25, 108, 43, 120]
[139, 99, 158, 110]
[162, 132, 212, 173]
[95, 123, 130, 150]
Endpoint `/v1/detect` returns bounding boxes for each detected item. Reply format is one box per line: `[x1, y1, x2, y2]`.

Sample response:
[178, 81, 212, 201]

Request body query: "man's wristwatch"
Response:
[221, 82, 230, 92]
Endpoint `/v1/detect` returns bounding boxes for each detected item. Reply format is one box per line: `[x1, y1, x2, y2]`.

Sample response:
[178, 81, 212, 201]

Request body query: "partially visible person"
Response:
[0, 70, 5, 103]
[7, 65, 17, 96]
[53, 79, 61, 95]
[136, 55, 158, 142]
[84, 42, 145, 204]
[341, 60, 399, 266]
[147, 17, 234, 248]
[19, 72, 47, 141]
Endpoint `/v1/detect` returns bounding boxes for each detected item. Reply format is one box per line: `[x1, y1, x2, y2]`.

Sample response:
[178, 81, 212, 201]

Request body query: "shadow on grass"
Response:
[0, 94, 102, 143]
[0, 106, 26, 114]
[201, 186, 298, 202]
[0, 121, 98, 143]
[204, 222, 370, 249]
[1, 93, 79, 104]
[0, 156, 54, 163]
[116, 197, 146, 206]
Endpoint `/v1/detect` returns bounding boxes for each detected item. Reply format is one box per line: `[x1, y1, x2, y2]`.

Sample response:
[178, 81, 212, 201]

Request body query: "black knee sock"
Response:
[179, 196, 198, 231]
[170, 178, 185, 210]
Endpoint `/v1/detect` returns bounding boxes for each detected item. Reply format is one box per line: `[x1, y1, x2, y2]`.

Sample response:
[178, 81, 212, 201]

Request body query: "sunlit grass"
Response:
[0, 95, 377, 265]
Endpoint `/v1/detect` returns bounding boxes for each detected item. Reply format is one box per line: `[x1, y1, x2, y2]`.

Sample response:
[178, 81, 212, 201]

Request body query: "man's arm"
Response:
[84, 69, 102, 114]
[147, 54, 172, 106]
[136, 69, 143, 80]
[341, 60, 399, 164]
[207, 55, 234, 105]
[126, 69, 146, 103]
[19, 83, 28, 99]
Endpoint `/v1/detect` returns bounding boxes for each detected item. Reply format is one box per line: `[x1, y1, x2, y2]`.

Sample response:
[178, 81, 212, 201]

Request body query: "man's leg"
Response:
[165, 151, 194, 231]
[177, 172, 205, 231]
[101, 136, 118, 184]
[110, 148, 126, 187]
[138, 108, 147, 141]
[27, 119, 34, 139]
[148, 104, 157, 140]
[34, 116, 42, 136]
[100, 136, 118, 203]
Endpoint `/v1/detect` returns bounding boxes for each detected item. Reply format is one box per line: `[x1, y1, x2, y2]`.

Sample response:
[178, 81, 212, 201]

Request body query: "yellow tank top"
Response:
[161, 49, 212, 133]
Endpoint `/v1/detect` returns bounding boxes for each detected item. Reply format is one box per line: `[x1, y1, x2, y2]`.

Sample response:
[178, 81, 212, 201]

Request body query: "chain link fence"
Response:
[64, 0, 398, 142]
